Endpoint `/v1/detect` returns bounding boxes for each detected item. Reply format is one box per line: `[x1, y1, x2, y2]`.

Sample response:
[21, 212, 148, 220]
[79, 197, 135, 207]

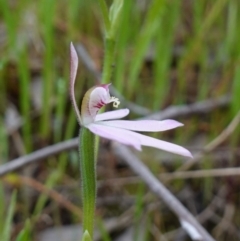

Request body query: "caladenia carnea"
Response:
[70, 43, 192, 240]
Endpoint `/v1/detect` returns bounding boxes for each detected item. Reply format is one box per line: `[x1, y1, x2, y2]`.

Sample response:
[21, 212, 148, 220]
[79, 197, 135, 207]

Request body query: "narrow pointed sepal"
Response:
[70, 43, 82, 125]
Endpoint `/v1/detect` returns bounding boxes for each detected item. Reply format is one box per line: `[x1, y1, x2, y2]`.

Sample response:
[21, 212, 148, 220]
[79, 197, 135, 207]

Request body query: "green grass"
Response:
[0, 190, 17, 241]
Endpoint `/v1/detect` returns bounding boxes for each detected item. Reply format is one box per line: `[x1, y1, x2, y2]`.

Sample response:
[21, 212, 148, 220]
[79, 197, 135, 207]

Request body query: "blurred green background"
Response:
[0, 0, 240, 240]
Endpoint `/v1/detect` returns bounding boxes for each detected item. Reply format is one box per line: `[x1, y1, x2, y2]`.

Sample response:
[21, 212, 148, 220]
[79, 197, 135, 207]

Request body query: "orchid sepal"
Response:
[70, 42, 82, 125]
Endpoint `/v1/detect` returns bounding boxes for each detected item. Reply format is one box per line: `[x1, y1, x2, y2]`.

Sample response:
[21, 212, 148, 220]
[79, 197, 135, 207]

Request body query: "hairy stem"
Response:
[101, 38, 116, 84]
[79, 127, 96, 238]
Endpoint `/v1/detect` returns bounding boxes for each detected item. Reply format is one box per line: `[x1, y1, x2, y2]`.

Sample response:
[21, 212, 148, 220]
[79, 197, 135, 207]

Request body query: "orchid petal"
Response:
[81, 85, 120, 125]
[81, 86, 105, 125]
[70, 43, 82, 124]
[130, 131, 192, 157]
[95, 109, 130, 121]
[88, 122, 192, 157]
[98, 119, 183, 132]
[87, 123, 142, 151]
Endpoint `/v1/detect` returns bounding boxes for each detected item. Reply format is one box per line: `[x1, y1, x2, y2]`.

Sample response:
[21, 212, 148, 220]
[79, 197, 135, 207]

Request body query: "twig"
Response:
[99, 163, 240, 186]
[160, 167, 240, 180]
[144, 94, 230, 120]
[169, 187, 227, 240]
[212, 203, 236, 239]
[0, 138, 78, 177]
[112, 142, 215, 241]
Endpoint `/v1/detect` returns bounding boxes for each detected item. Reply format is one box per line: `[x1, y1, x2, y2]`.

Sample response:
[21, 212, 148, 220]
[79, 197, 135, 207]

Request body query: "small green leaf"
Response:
[108, 0, 124, 38]
[16, 220, 31, 241]
[109, 0, 123, 23]
[81, 230, 92, 241]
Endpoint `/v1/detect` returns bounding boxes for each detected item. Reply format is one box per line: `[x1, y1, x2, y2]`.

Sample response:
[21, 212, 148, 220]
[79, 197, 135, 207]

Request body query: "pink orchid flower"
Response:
[70, 43, 192, 158]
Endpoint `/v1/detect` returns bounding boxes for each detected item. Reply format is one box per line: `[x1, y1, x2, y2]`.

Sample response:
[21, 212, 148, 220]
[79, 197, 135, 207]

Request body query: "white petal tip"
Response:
[123, 108, 130, 115]
[134, 145, 142, 151]
[70, 42, 74, 50]
[180, 150, 193, 158]
[165, 119, 184, 127]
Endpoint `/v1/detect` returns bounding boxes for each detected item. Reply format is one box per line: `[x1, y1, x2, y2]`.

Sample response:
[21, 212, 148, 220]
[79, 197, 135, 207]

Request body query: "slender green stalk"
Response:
[97, 219, 111, 241]
[101, 38, 115, 84]
[40, 0, 56, 137]
[79, 127, 96, 238]
[99, 0, 125, 85]
[114, 0, 133, 92]
[33, 170, 61, 218]
[153, 0, 180, 110]
[0, 0, 18, 48]
[128, 0, 166, 97]
[16, 219, 31, 241]
[1, 190, 17, 241]
[18, 47, 32, 152]
[97, 0, 111, 33]
[0, 183, 4, 234]
[0, 120, 8, 166]
[177, 0, 229, 103]
[54, 78, 67, 143]
[231, 1, 240, 116]
[133, 184, 145, 241]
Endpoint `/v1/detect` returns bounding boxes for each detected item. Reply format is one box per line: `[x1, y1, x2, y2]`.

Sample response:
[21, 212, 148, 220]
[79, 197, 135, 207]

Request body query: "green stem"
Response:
[97, 0, 111, 33]
[101, 38, 116, 84]
[79, 127, 96, 238]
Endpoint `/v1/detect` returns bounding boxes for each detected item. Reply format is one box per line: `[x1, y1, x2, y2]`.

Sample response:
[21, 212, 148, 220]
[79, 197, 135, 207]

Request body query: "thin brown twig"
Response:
[144, 95, 230, 120]
[212, 203, 236, 239]
[0, 138, 78, 177]
[167, 187, 228, 240]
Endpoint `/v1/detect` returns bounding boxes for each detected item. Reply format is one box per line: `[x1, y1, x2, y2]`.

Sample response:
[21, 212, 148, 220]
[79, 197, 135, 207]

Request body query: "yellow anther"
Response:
[110, 96, 120, 108]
